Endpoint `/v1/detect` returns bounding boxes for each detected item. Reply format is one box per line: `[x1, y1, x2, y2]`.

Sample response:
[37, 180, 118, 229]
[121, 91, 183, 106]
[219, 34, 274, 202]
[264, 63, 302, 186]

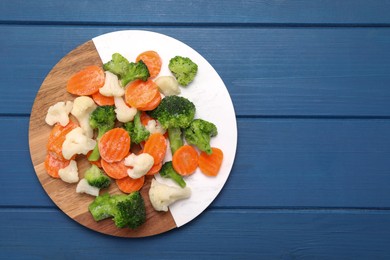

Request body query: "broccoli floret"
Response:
[88, 193, 116, 221]
[148, 95, 195, 129]
[84, 164, 111, 189]
[89, 192, 146, 229]
[103, 53, 130, 76]
[168, 56, 198, 86]
[88, 105, 116, 161]
[120, 60, 150, 87]
[160, 161, 186, 188]
[123, 111, 150, 144]
[184, 119, 218, 155]
[103, 53, 150, 87]
[148, 95, 195, 154]
[113, 191, 146, 229]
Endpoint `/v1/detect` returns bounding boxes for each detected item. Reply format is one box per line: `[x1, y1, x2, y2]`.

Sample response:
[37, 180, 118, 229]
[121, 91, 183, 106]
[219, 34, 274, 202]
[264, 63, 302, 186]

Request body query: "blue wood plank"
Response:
[1, 26, 390, 116]
[1, 208, 390, 258]
[1, 0, 390, 25]
[3, 117, 390, 208]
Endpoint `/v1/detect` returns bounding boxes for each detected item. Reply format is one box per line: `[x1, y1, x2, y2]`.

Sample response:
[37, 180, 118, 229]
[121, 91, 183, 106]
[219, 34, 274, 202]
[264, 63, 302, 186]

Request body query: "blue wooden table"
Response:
[1, 1, 390, 258]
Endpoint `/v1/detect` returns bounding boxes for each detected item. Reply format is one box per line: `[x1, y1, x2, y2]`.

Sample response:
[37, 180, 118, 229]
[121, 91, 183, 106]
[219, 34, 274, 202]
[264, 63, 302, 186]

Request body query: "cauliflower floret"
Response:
[76, 178, 99, 196]
[58, 160, 79, 183]
[155, 76, 180, 96]
[145, 119, 166, 135]
[124, 153, 154, 179]
[149, 179, 191, 212]
[62, 127, 96, 160]
[114, 96, 137, 123]
[71, 96, 97, 138]
[45, 101, 73, 126]
[99, 71, 125, 97]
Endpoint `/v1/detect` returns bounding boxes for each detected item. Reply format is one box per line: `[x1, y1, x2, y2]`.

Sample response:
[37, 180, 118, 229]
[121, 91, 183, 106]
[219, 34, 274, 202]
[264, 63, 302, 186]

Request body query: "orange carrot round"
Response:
[98, 128, 130, 163]
[101, 157, 129, 180]
[91, 91, 115, 106]
[44, 153, 71, 178]
[146, 162, 163, 176]
[172, 145, 199, 176]
[198, 147, 224, 177]
[143, 133, 167, 165]
[125, 79, 159, 109]
[140, 111, 153, 126]
[137, 90, 161, 111]
[66, 65, 105, 95]
[136, 50, 162, 78]
[47, 121, 78, 159]
[116, 176, 145, 193]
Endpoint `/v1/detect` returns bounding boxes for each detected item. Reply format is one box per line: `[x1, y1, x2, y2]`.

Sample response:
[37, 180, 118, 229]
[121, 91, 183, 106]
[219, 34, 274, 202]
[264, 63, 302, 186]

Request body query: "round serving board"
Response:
[29, 30, 238, 238]
[28, 40, 176, 237]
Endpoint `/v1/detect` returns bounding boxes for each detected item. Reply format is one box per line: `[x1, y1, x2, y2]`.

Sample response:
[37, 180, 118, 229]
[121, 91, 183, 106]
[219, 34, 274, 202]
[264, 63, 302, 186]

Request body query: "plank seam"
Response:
[2, 206, 390, 213]
[2, 114, 390, 120]
[1, 21, 390, 28]
[236, 115, 390, 120]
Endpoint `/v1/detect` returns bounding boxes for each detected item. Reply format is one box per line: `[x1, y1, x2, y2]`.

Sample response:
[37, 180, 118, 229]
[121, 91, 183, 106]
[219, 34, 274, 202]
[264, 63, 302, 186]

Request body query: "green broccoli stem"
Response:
[88, 130, 106, 161]
[170, 172, 186, 188]
[168, 127, 183, 154]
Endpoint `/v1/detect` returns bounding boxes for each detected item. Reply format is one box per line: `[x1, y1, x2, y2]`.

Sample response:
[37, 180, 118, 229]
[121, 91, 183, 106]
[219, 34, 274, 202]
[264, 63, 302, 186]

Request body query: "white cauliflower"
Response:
[145, 119, 166, 135]
[62, 127, 96, 160]
[154, 76, 180, 96]
[45, 101, 73, 126]
[114, 96, 137, 123]
[99, 71, 125, 97]
[76, 178, 99, 196]
[124, 153, 154, 179]
[58, 160, 79, 183]
[71, 96, 97, 138]
[149, 179, 191, 212]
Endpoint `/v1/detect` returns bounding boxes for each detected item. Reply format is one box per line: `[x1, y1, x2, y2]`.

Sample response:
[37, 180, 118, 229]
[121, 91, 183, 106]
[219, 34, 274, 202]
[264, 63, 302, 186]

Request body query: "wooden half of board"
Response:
[28, 40, 176, 237]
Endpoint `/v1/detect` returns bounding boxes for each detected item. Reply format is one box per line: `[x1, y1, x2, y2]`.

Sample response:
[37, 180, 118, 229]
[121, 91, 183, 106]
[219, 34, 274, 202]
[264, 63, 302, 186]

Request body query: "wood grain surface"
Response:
[28, 40, 176, 237]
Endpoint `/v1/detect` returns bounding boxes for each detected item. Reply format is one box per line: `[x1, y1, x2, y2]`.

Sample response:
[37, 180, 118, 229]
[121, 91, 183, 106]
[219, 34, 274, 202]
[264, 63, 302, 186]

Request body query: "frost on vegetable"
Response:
[145, 119, 166, 135]
[99, 71, 125, 97]
[148, 179, 191, 212]
[114, 96, 137, 123]
[84, 164, 111, 189]
[76, 178, 100, 197]
[71, 96, 97, 138]
[124, 153, 154, 179]
[154, 76, 180, 96]
[45, 101, 73, 126]
[62, 127, 96, 160]
[58, 160, 79, 183]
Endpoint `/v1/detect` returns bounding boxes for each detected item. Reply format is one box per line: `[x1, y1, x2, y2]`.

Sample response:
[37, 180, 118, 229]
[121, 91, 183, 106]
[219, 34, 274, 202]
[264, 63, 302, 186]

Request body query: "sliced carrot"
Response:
[136, 50, 162, 78]
[172, 145, 199, 176]
[124, 79, 159, 109]
[98, 128, 130, 163]
[140, 111, 153, 126]
[44, 153, 71, 178]
[101, 157, 129, 180]
[198, 147, 224, 177]
[47, 121, 78, 159]
[137, 90, 161, 111]
[66, 65, 105, 96]
[116, 176, 145, 193]
[146, 162, 162, 176]
[143, 133, 167, 165]
[91, 91, 115, 106]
